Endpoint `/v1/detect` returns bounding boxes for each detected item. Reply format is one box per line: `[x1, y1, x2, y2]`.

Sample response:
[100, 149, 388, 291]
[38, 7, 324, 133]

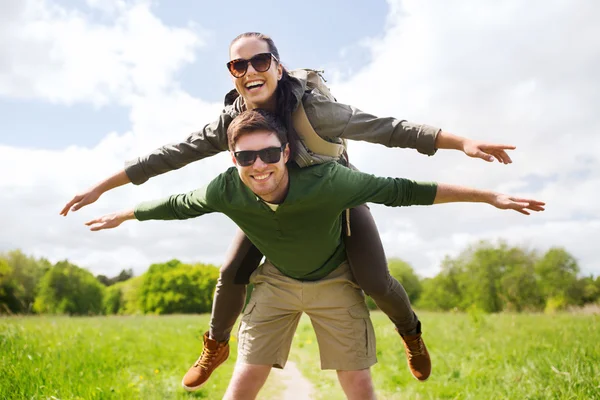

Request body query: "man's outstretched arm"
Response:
[329, 163, 545, 215]
[85, 182, 219, 231]
[433, 183, 545, 215]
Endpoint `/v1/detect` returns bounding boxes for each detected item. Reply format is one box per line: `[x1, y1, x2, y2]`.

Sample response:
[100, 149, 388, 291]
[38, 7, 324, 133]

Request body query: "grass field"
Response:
[1, 311, 599, 399]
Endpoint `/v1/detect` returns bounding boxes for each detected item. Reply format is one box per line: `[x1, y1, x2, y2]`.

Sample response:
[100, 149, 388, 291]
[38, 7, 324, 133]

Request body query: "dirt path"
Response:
[270, 360, 315, 399]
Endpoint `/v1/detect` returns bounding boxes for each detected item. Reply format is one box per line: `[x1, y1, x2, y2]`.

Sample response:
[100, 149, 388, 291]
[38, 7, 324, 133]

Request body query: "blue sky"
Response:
[0, 0, 387, 149]
[1, 0, 598, 277]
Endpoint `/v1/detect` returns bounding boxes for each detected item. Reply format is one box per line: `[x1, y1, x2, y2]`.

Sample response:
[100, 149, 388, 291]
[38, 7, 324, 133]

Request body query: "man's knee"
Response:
[223, 363, 271, 400]
[337, 369, 376, 400]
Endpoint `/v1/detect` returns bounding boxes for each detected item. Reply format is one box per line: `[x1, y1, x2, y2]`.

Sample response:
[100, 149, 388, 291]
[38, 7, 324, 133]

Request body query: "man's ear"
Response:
[230, 151, 238, 166]
[283, 143, 291, 163]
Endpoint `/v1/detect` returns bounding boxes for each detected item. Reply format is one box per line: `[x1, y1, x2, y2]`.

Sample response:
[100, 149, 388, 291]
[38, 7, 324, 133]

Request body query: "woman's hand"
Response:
[60, 169, 132, 216]
[60, 188, 103, 216]
[462, 140, 516, 164]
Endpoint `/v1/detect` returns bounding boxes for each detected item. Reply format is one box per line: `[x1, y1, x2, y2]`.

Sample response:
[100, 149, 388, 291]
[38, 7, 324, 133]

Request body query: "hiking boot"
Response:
[181, 331, 230, 392]
[399, 326, 431, 381]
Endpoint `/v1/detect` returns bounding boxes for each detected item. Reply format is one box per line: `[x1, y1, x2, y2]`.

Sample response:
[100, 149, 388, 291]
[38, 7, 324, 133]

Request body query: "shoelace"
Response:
[194, 347, 220, 370]
[405, 337, 426, 358]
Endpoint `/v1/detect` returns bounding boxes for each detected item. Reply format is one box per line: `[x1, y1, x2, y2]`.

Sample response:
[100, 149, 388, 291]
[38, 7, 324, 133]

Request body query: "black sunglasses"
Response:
[226, 52, 278, 78]
[234, 145, 286, 167]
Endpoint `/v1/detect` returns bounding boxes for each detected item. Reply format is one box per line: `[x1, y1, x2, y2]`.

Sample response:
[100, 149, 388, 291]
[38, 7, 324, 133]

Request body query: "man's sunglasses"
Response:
[233, 145, 286, 167]
[226, 52, 278, 78]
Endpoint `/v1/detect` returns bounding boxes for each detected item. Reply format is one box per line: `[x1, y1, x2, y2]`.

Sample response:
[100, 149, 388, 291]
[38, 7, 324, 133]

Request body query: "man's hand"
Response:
[462, 140, 516, 164]
[490, 195, 545, 215]
[60, 188, 102, 216]
[85, 210, 135, 231]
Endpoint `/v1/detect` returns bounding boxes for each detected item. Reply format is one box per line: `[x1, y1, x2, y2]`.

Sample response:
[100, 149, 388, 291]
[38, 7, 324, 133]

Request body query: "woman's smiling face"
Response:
[229, 36, 282, 111]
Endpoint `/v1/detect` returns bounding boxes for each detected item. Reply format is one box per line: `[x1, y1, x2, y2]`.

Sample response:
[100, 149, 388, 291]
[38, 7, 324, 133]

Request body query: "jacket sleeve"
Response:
[124, 111, 233, 185]
[303, 93, 441, 156]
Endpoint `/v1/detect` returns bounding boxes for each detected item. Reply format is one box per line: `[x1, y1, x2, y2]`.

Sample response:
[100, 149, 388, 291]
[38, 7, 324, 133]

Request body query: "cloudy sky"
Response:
[1, 0, 598, 278]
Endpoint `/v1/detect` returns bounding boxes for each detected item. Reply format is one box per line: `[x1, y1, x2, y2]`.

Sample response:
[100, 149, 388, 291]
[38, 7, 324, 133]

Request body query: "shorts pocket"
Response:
[347, 303, 376, 358]
[238, 300, 258, 353]
[241, 300, 257, 318]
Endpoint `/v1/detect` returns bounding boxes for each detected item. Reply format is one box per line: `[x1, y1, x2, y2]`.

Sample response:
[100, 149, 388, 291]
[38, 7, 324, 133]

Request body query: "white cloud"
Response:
[0, 0, 203, 106]
[0, 0, 598, 279]
[330, 0, 600, 276]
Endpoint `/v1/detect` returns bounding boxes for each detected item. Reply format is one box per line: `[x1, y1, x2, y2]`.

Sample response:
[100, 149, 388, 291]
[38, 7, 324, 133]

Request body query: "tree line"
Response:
[1, 241, 598, 316]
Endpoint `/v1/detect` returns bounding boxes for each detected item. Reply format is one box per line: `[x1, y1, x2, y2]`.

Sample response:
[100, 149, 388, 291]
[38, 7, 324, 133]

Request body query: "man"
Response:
[86, 110, 544, 399]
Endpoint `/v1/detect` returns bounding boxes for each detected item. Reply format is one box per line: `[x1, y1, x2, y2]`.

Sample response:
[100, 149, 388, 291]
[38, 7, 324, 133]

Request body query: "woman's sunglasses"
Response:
[233, 145, 286, 167]
[226, 53, 278, 78]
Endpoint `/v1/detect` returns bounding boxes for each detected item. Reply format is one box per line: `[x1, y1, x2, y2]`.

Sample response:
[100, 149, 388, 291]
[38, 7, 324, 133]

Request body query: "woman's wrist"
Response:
[435, 130, 467, 151]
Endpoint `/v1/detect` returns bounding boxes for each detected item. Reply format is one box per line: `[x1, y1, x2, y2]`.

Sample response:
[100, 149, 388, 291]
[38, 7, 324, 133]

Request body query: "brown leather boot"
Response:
[181, 331, 230, 392]
[399, 324, 431, 381]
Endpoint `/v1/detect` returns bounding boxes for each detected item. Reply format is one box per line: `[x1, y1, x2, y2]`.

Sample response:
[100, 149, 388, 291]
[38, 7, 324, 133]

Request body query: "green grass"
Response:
[0, 315, 281, 399]
[289, 311, 600, 399]
[1, 311, 599, 399]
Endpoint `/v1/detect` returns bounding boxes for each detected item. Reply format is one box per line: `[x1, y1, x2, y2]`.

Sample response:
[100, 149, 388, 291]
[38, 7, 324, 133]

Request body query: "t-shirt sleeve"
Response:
[328, 163, 438, 209]
[133, 177, 223, 221]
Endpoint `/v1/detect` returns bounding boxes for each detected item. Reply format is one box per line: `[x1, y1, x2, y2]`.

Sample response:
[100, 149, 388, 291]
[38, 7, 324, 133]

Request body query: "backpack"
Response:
[289, 69, 346, 159]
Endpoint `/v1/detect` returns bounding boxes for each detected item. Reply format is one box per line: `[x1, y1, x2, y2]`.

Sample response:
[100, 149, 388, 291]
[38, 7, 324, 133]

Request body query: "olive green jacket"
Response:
[124, 73, 441, 185]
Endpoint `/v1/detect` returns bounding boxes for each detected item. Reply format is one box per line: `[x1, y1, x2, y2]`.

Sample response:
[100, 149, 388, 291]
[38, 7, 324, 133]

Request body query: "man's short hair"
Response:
[227, 109, 288, 151]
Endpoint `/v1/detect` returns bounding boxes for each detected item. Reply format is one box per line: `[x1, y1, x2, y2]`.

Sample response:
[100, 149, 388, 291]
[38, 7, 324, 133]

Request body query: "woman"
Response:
[61, 32, 515, 390]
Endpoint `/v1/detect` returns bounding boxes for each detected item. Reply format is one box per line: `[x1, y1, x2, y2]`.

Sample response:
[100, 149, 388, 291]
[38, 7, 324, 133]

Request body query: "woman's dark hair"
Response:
[230, 32, 299, 158]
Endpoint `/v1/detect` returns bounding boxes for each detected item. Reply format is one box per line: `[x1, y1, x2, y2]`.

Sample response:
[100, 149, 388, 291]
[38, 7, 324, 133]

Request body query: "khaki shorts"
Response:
[237, 261, 377, 370]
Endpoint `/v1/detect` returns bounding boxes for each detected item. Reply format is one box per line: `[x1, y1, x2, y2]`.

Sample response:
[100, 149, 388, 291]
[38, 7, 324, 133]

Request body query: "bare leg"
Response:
[223, 363, 272, 400]
[337, 369, 376, 400]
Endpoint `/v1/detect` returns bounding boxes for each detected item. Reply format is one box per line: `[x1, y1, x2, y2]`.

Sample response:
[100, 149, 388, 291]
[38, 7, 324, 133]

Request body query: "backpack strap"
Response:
[292, 101, 345, 158]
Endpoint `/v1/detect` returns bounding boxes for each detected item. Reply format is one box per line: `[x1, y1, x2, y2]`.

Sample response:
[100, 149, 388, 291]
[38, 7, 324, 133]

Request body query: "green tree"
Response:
[497, 245, 544, 312]
[416, 255, 466, 311]
[33, 261, 104, 315]
[119, 275, 144, 315]
[535, 248, 580, 310]
[96, 268, 135, 287]
[417, 241, 546, 313]
[103, 283, 124, 314]
[139, 260, 219, 314]
[0, 259, 23, 314]
[1, 250, 50, 312]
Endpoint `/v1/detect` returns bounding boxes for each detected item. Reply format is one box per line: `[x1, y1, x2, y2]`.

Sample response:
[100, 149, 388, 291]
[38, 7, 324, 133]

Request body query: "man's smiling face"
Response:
[231, 129, 290, 204]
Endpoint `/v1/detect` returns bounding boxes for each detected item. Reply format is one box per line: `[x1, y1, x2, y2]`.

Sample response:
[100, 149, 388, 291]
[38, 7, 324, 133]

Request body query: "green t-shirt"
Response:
[135, 162, 437, 280]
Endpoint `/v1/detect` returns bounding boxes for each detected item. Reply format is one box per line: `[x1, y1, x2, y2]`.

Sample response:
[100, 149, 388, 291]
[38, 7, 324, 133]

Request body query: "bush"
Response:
[33, 261, 104, 315]
[139, 260, 219, 314]
[103, 284, 123, 315]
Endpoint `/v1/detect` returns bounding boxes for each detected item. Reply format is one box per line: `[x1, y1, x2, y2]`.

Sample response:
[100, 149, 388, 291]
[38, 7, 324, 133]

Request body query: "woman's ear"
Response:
[277, 63, 283, 81]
